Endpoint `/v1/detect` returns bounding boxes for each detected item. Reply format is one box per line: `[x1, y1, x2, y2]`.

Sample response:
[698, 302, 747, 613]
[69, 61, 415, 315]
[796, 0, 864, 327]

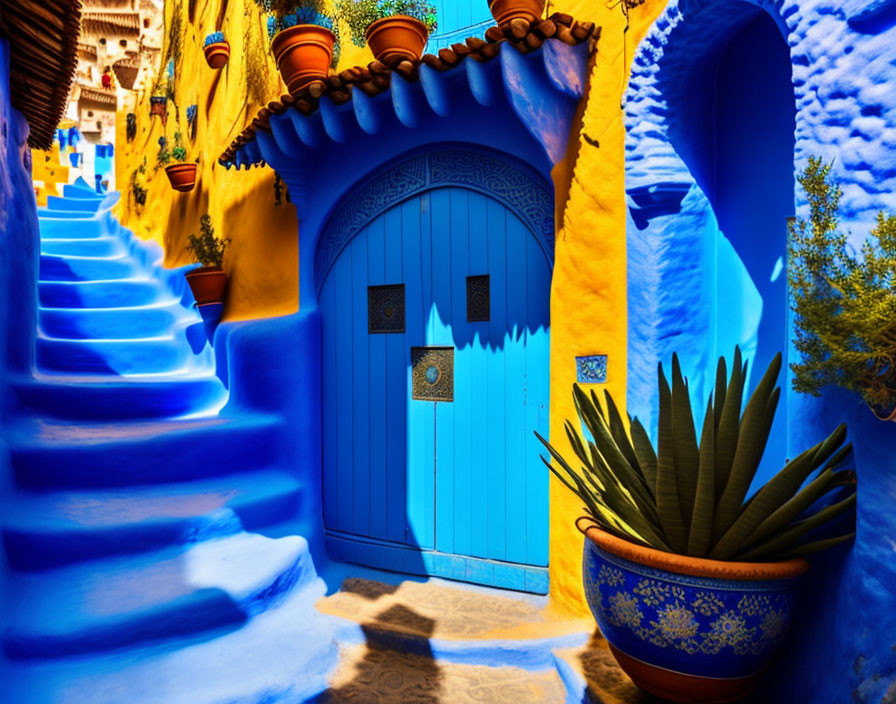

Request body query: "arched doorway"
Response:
[317, 147, 552, 593]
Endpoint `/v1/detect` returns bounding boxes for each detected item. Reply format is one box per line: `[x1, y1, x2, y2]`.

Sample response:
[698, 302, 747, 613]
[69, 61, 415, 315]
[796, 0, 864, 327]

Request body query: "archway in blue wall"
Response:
[664, 8, 796, 480]
[317, 146, 553, 594]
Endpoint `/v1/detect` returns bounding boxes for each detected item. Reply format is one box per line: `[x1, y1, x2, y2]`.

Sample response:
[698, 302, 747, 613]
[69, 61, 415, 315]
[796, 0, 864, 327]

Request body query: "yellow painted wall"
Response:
[115, 0, 669, 614]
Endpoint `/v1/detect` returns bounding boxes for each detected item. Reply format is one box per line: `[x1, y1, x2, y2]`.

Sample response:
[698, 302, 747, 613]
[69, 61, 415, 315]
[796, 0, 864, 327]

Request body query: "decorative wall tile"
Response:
[466, 274, 490, 322]
[576, 355, 608, 384]
[368, 284, 405, 334]
[412, 347, 454, 402]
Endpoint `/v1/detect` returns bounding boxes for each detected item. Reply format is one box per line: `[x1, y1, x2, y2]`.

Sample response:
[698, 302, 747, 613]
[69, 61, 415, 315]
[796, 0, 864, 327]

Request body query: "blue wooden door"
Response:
[320, 185, 551, 592]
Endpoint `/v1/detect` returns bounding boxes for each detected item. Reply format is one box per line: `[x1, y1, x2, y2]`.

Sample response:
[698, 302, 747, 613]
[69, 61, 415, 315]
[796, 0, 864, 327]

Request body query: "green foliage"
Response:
[538, 348, 857, 562]
[788, 157, 896, 413]
[130, 158, 148, 208]
[156, 136, 171, 167]
[336, 0, 438, 48]
[186, 216, 231, 268]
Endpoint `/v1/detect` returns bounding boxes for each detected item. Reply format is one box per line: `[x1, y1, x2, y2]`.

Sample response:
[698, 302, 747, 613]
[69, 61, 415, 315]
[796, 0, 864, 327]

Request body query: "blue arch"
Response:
[314, 144, 555, 293]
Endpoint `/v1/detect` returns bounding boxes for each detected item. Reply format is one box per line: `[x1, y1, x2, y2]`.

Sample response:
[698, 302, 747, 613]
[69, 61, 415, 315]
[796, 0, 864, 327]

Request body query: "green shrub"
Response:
[538, 348, 856, 562]
[788, 157, 896, 413]
[335, 0, 438, 48]
[186, 216, 230, 268]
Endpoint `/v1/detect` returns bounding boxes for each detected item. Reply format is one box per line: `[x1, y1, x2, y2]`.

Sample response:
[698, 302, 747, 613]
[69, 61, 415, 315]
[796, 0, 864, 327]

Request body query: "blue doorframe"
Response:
[317, 146, 553, 593]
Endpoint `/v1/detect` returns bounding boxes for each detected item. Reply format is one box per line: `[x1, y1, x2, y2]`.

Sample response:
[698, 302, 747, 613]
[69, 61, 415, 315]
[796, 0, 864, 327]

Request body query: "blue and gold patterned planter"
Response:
[578, 519, 808, 703]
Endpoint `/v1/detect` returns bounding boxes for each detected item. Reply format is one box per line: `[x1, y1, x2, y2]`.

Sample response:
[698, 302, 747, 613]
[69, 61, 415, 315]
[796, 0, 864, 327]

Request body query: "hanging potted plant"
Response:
[204, 31, 231, 69]
[149, 91, 167, 119]
[789, 157, 896, 422]
[539, 348, 856, 703]
[159, 132, 197, 192]
[185, 216, 230, 307]
[257, 0, 338, 94]
[336, 0, 437, 65]
[487, 0, 545, 25]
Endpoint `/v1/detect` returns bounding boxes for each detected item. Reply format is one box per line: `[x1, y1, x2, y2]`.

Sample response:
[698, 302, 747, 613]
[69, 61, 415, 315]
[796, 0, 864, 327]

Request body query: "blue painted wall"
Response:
[0, 36, 40, 681]
[626, 0, 896, 700]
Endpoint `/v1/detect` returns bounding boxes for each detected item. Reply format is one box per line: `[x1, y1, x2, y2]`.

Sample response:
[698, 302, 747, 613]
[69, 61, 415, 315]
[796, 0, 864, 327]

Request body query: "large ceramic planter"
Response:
[165, 163, 197, 192]
[186, 266, 228, 306]
[488, 0, 545, 25]
[578, 519, 808, 703]
[204, 41, 230, 69]
[365, 15, 428, 66]
[271, 24, 335, 94]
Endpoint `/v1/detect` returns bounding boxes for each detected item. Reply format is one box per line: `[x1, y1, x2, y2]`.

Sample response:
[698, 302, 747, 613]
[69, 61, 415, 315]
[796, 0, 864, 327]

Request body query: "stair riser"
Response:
[62, 185, 103, 199]
[11, 421, 283, 488]
[40, 256, 138, 282]
[41, 238, 120, 258]
[2, 487, 303, 571]
[46, 196, 102, 213]
[2, 549, 317, 660]
[39, 308, 179, 340]
[37, 339, 188, 374]
[37, 220, 105, 239]
[39, 281, 163, 308]
[13, 379, 227, 421]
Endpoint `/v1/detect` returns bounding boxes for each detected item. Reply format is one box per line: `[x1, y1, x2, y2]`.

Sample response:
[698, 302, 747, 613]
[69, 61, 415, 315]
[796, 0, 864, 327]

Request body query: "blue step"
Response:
[39, 254, 137, 282]
[41, 236, 122, 258]
[3, 533, 316, 659]
[39, 279, 164, 308]
[46, 195, 102, 212]
[38, 209, 99, 220]
[8, 413, 283, 487]
[11, 373, 227, 421]
[64, 182, 101, 198]
[36, 336, 189, 374]
[37, 218, 105, 239]
[39, 304, 181, 340]
[2, 470, 304, 570]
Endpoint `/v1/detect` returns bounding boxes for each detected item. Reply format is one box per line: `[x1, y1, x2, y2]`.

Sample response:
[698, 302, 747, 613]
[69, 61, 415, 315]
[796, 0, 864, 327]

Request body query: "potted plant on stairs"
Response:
[789, 157, 896, 422]
[258, 0, 339, 94]
[487, 0, 545, 25]
[185, 215, 230, 308]
[204, 31, 231, 69]
[337, 0, 438, 65]
[159, 132, 197, 193]
[538, 348, 857, 703]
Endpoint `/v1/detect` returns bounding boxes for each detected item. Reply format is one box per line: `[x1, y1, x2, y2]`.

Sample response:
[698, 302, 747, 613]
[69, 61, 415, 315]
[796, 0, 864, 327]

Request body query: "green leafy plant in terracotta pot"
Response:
[789, 157, 896, 421]
[487, 0, 545, 26]
[538, 348, 856, 703]
[185, 215, 230, 307]
[257, 0, 339, 93]
[336, 0, 437, 65]
[160, 131, 197, 193]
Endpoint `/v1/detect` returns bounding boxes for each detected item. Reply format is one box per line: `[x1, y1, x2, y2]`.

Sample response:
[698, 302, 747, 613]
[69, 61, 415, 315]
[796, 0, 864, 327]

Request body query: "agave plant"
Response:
[538, 348, 857, 562]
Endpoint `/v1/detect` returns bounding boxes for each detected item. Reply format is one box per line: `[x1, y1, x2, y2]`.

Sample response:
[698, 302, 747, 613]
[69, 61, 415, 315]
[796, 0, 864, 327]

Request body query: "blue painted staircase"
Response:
[2, 183, 337, 702]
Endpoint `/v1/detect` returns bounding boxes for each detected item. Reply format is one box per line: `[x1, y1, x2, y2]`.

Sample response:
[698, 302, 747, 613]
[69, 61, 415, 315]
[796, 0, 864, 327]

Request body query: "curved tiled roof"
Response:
[220, 13, 599, 166]
[77, 84, 117, 107]
[0, 0, 83, 149]
[82, 11, 141, 36]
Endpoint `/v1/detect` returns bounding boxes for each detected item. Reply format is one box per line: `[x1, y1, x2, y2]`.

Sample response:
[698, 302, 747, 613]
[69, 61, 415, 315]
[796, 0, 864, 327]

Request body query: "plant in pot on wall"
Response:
[336, 0, 437, 65]
[256, 0, 339, 94]
[204, 31, 231, 69]
[158, 132, 197, 193]
[789, 157, 896, 421]
[488, 0, 545, 25]
[149, 89, 167, 120]
[185, 215, 230, 308]
[539, 348, 857, 703]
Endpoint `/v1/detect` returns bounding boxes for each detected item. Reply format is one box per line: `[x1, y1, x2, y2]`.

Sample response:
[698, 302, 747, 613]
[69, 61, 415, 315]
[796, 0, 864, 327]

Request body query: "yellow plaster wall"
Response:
[115, 0, 669, 614]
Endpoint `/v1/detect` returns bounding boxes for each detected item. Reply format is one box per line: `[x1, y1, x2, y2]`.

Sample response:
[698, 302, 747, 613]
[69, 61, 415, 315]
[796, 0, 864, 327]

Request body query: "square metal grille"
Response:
[368, 284, 405, 334]
[466, 275, 490, 322]
[411, 347, 454, 402]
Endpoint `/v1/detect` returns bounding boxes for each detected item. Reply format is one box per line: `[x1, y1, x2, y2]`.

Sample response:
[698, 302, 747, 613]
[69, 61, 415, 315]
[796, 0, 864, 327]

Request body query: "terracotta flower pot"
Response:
[204, 41, 230, 69]
[165, 163, 197, 192]
[869, 402, 896, 421]
[365, 15, 429, 66]
[150, 97, 167, 118]
[186, 266, 228, 306]
[578, 519, 808, 704]
[271, 24, 335, 94]
[488, 0, 545, 25]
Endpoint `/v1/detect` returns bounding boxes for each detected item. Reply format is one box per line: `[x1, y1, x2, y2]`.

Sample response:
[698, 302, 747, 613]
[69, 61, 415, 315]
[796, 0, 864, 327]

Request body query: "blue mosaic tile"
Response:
[576, 355, 608, 384]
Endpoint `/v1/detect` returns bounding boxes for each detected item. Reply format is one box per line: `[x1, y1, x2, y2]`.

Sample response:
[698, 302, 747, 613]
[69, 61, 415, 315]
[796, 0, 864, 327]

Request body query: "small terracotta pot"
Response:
[165, 163, 197, 192]
[365, 15, 429, 66]
[869, 402, 896, 422]
[150, 97, 167, 118]
[271, 24, 335, 94]
[578, 519, 808, 703]
[204, 41, 230, 69]
[488, 0, 545, 25]
[186, 266, 228, 306]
